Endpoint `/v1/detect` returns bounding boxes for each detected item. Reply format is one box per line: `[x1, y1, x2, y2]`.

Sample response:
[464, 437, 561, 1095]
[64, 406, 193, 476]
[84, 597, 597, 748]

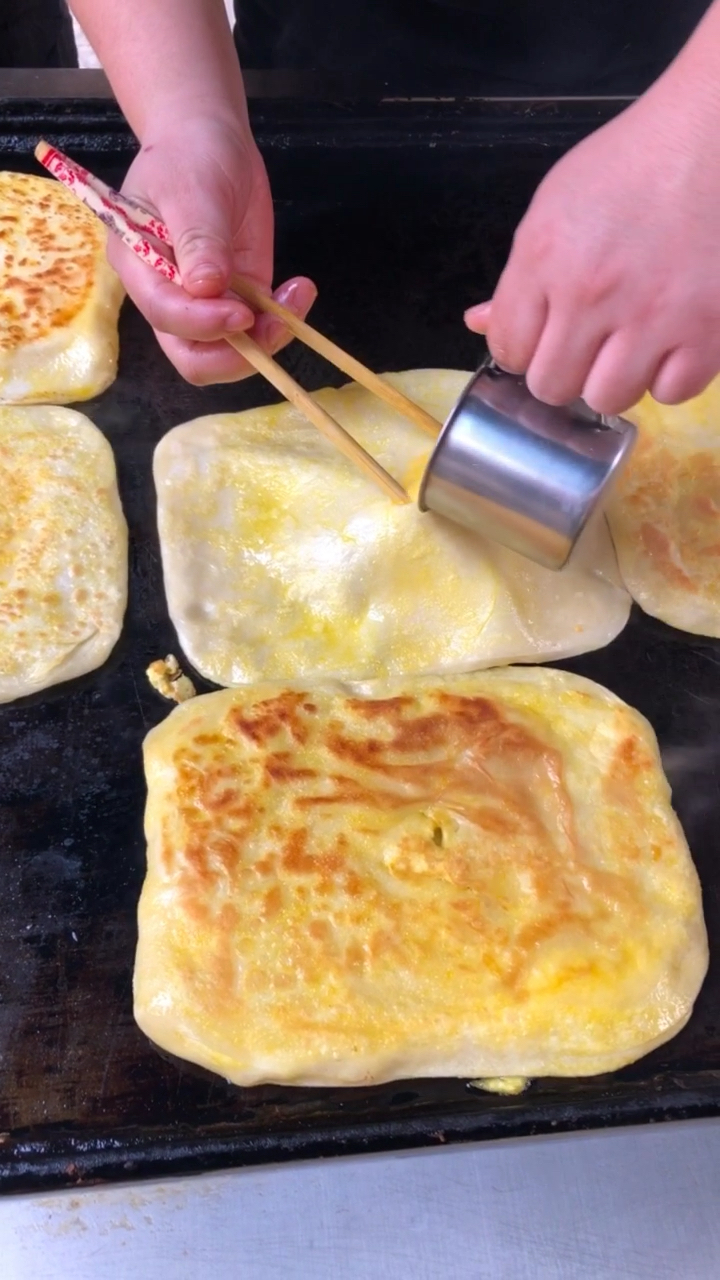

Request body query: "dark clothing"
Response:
[0, 0, 77, 68]
[234, 0, 710, 95]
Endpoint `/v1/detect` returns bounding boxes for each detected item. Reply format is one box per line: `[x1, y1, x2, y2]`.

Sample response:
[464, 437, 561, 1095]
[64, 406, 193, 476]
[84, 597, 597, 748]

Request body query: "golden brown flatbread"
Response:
[154, 370, 631, 686]
[0, 171, 124, 404]
[608, 381, 720, 636]
[0, 405, 127, 701]
[135, 667, 707, 1087]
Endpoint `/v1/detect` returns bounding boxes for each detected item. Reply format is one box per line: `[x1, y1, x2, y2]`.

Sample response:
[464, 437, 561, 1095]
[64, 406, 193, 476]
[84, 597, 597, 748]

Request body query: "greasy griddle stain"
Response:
[0, 173, 100, 352]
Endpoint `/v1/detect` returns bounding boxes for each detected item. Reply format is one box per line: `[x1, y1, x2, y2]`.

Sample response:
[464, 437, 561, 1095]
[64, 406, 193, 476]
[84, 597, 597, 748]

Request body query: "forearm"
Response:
[645, 0, 720, 127]
[68, 0, 248, 140]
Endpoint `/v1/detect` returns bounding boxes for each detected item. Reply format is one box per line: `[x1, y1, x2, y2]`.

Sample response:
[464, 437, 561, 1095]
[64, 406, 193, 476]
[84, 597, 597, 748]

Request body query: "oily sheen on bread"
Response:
[134, 667, 707, 1087]
[607, 379, 720, 637]
[154, 370, 631, 686]
[0, 171, 124, 404]
[0, 405, 127, 702]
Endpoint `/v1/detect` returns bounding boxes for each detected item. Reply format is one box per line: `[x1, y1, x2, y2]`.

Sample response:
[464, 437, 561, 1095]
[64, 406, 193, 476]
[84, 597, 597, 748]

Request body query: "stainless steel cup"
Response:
[418, 358, 637, 570]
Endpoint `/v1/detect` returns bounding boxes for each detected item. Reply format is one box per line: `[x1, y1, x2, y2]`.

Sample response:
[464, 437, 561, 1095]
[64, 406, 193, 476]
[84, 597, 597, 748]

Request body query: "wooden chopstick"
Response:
[226, 331, 410, 504]
[34, 145, 438, 452]
[33, 141, 409, 506]
[230, 274, 442, 439]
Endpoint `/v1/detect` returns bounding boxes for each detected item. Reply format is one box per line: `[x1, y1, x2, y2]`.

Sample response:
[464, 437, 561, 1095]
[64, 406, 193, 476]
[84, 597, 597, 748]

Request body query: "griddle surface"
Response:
[0, 98, 718, 1192]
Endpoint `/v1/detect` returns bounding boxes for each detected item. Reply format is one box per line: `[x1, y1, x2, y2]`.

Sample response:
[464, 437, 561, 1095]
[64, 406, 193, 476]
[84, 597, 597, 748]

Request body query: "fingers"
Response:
[247, 276, 318, 356]
[464, 281, 720, 414]
[108, 126, 317, 386]
[157, 332, 254, 384]
[465, 291, 549, 376]
[485, 280, 548, 376]
[111, 142, 317, 386]
[464, 301, 491, 332]
[525, 315, 609, 406]
[581, 331, 665, 416]
[110, 140, 274, 343]
[651, 347, 719, 406]
[156, 276, 318, 386]
[107, 235, 255, 341]
[460, 96, 720, 413]
[143, 168, 235, 296]
[506, 326, 718, 415]
[464, 290, 670, 415]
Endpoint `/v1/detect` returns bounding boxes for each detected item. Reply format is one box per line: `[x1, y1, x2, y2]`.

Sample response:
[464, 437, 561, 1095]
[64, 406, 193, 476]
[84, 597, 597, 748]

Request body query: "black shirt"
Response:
[234, 0, 710, 95]
[1, 0, 77, 68]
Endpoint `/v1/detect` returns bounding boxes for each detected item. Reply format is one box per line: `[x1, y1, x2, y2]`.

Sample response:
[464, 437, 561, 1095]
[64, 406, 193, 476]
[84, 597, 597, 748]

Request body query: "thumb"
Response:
[162, 179, 235, 300]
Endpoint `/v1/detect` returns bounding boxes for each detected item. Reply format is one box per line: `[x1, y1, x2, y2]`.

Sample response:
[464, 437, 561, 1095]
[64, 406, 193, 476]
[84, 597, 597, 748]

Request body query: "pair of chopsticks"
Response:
[35, 140, 441, 504]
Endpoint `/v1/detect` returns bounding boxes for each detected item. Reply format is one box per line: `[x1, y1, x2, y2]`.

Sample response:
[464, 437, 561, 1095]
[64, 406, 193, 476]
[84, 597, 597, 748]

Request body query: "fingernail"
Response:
[186, 263, 226, 289]
[464, 301, 491, 321]
[274, 277, 318, 315]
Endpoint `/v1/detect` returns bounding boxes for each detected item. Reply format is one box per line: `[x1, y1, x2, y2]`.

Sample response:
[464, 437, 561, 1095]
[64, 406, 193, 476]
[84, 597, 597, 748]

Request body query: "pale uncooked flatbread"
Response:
[154, 371, 631, 686]
[135, 666, 707, 1087]
[0, 405, 128, 702]
[0, 171, 124, 405]
[607, 381, 720, 637]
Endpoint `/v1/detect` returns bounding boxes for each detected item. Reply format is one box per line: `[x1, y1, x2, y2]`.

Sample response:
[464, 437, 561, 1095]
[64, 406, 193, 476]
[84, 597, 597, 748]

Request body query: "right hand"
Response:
[110, 113, 317, 384]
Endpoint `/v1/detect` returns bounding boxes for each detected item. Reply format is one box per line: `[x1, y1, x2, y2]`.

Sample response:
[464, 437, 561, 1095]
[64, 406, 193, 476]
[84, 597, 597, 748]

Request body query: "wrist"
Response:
[639, 1, 720, 141]
[146, 92, 253, 147]
[71, 0, 249, 143]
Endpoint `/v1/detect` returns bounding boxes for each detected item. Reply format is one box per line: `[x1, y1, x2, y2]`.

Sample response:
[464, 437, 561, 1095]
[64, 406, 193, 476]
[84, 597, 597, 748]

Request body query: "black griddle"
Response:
[1, 77, 719, 1195]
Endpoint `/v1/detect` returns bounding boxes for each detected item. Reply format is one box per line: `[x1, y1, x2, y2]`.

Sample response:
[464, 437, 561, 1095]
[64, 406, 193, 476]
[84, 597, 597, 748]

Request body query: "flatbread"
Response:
[154, 370, 631, 686]
[607, 380, 720, 636]
[0, 405, 128, 702]
[135, 666, 707, 1087]
[0, 171, 124, 405]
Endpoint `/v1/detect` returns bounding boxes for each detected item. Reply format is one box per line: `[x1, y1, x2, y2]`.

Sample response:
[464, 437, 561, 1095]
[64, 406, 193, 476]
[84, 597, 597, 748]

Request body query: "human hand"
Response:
[465, 87, 720, 415]
[111, 113, 317, 384]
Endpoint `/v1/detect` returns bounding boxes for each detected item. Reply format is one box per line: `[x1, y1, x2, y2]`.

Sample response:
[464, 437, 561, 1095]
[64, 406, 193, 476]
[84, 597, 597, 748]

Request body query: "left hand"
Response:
[110, 113, 317, 385]
[465, 87, 720, 415]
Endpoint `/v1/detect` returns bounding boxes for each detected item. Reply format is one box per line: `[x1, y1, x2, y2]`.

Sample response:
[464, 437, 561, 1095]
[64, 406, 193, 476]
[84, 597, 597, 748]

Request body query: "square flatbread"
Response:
[0, 405, 127, 702]
[154, 370, 631, 686]
[135, 667, 707, 1087]
[608, 380, 720, 637]
[0, 171, 124, 405]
